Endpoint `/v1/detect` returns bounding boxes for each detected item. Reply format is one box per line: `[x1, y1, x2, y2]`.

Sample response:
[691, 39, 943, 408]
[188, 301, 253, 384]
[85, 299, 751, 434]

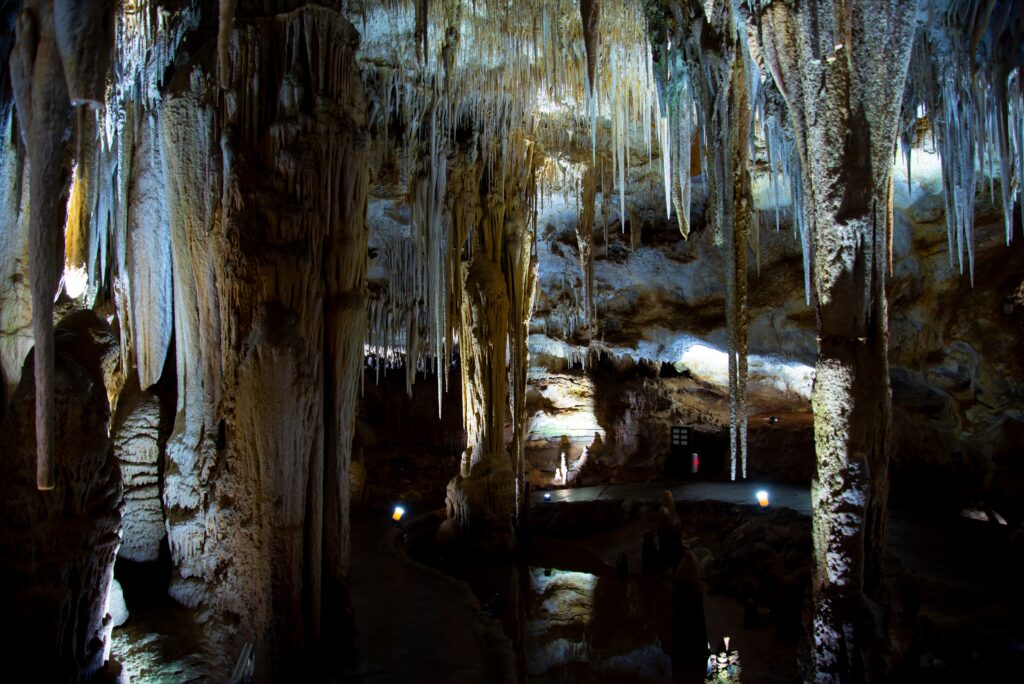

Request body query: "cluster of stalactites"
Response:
[60, 0, 200, 376]
[359, 0, 659, 405]
[900, 1, 1023, 284]
[653, 0, 757, 480]
[365, 100, 453, 409]
[357, 0, 658, 179]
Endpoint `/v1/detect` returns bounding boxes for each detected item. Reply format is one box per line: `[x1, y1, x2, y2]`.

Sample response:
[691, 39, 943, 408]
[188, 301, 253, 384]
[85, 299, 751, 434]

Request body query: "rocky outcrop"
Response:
[0, 129, 32, 400]
[112, 380, 166, 562]
[0, 313, 122, 682]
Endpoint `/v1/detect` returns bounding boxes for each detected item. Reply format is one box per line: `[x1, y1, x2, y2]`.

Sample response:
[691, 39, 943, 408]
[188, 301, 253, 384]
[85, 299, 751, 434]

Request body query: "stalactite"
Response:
[730, 48, 751, 481]
[670, 84, 695, 238]
[10, 1, 76, 490]
[580, 0, 600, 100]
[576, 164, 597, 335]
[660, 0, 751, 480]
[218, 0, 237, 89]
[899, 2, 1023, 279]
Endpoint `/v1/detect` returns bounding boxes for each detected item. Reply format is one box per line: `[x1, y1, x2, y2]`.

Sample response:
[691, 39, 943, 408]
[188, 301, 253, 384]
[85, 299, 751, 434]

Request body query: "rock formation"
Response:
[158, 6, 369, 675]
[744, 2, 916, 678]
[0, 312, 122, 682]
[0, 1, 1020, 681]
[112, 380, 166, 563]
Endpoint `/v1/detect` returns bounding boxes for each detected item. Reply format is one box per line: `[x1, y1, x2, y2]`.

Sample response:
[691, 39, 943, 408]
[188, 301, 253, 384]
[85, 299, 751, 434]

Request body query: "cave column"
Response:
[447, 221, 515, 550]
[748, 0, 916, 679]
[159, 7, 367, 678]
[446, 145, 536, 551]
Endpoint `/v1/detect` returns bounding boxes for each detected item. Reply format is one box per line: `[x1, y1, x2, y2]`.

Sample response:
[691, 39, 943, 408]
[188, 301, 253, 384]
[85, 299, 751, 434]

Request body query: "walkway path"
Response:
[346, 520, 516, 684]
[531, 480, 810, 514]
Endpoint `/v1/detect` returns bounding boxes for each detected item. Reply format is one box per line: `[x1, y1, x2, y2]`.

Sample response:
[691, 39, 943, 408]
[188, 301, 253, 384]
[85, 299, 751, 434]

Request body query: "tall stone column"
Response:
[745, 1, 916, 679]
[447, 247, 515, 550]
[160, 7, 367, 679]
[446, 147, 536, 552]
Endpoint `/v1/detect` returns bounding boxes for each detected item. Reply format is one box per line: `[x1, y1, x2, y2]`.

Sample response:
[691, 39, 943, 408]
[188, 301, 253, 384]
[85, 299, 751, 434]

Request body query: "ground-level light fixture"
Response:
[543, 492, 552, 502]
[756, 490, 769, 508]
[392, 505, 405, 522]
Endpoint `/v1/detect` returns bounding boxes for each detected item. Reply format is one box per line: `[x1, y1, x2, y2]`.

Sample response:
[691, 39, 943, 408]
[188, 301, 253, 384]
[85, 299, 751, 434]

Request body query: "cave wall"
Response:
[523, 152, 1023, 503]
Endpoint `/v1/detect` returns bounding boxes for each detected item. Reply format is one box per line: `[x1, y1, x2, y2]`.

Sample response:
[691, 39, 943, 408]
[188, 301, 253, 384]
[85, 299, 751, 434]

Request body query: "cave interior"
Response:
[0, 0, 1022, 682]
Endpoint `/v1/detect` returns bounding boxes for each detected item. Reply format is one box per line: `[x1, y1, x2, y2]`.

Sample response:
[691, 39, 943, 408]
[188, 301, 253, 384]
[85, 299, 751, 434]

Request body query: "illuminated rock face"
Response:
[112, 381, 167, 563]
[0, 313, 121, 683]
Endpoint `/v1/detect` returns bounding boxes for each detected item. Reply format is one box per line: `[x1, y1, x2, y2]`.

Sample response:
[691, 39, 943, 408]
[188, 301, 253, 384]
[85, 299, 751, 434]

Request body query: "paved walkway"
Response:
[347, 520, 516, 684]
[531, 480, 811, 514]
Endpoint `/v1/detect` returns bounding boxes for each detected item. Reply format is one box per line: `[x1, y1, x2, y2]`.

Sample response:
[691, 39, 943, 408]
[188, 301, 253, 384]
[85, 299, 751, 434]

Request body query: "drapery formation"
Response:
[161, 8, 369, 675]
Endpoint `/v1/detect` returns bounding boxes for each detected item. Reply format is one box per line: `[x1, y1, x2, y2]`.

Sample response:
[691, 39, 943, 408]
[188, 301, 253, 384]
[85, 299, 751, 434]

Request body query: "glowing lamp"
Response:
[756, 490, 769, 508]
[391, 505, 405, 522]
[543, 493, 552, 502]
[691, 452, 699, 474]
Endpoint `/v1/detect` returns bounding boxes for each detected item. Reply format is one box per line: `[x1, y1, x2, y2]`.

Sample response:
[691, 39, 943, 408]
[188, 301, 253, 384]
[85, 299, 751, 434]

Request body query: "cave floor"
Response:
[110, 482, 1022, 682]
[346, 520, 513, 683]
